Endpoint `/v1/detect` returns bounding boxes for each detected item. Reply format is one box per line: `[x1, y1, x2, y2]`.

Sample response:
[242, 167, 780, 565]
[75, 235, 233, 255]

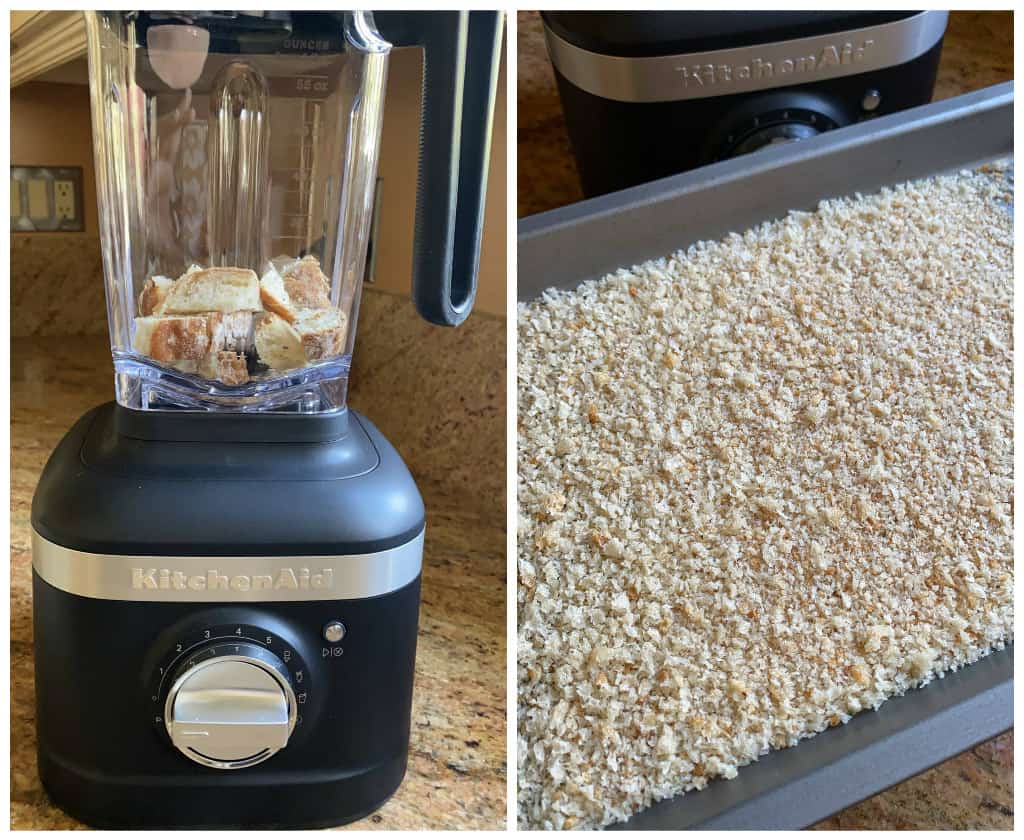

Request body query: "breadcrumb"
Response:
[517, 165, 1013, 830]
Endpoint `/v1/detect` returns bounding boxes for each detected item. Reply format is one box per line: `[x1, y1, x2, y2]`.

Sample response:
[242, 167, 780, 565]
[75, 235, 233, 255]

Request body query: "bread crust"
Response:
[258, 265, 296, 322]
[138, 275, 175, 316]
[200, 350, 249, 385]
[133, 316, 210, 362]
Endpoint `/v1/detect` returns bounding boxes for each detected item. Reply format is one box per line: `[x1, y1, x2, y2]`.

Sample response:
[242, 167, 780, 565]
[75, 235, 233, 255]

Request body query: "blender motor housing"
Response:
[542, 11, 948, 197]
[32, 404, 424, 828]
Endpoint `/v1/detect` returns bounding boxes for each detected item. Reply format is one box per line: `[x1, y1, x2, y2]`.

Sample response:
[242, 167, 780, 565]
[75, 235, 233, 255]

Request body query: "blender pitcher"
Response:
[86, 9, 497, 411]
[30, 9, 502, 830]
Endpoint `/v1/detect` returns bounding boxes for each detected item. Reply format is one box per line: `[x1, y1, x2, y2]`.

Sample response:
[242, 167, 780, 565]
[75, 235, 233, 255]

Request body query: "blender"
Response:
[30, 10, 501, 829]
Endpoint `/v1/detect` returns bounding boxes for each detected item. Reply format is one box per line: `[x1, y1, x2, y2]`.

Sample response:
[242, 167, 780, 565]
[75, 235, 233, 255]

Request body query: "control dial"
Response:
[703, 90, 851, 165]
[164, 642, 297, 769]
[729, 119, 821, 156]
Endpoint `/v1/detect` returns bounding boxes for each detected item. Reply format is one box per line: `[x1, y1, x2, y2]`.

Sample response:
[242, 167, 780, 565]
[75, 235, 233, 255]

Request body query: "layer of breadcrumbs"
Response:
[517, 166, 1014, 830]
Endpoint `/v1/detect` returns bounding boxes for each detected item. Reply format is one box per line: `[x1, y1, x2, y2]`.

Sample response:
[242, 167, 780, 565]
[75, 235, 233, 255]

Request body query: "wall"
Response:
[11, 80, 106, 337]
[10, 80, 97, 235]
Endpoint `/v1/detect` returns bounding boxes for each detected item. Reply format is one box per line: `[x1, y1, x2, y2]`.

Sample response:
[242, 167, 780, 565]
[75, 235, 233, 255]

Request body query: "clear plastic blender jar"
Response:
[85, 10, 498, 412]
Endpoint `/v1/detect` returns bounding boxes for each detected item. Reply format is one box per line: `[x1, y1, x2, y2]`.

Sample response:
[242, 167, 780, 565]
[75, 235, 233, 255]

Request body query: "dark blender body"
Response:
[31, 10, 501, 829]
[32, 405, 424, 829]
[542, 11, 947, 197]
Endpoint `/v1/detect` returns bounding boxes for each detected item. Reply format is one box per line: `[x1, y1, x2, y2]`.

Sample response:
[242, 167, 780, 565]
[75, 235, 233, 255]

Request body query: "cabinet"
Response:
[10, 11, 86, 87]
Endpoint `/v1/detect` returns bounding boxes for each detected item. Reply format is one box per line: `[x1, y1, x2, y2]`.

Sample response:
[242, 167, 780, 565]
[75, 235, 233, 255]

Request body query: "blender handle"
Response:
[373, 11, 503, 326]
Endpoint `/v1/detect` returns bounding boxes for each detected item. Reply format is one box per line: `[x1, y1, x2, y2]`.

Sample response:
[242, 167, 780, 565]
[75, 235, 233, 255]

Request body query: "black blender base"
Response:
[38, 749, 408, 829]
[30, 403, 426, 830]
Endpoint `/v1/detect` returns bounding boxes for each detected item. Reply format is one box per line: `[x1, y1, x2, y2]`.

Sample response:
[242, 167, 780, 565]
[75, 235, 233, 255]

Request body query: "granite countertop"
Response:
[518, 10, 1015, 217]
[10, 288, 507, 830]
[517, 10, 1013, 829]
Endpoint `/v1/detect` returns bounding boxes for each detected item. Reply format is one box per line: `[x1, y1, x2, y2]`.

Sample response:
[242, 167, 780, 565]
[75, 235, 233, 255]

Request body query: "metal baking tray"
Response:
[518, 82, 1014, 830]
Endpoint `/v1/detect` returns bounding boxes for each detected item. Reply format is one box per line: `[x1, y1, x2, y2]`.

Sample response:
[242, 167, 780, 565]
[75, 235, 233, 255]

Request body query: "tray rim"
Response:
[518, 81, 1013, 302]
[611, 646, 1012, 830]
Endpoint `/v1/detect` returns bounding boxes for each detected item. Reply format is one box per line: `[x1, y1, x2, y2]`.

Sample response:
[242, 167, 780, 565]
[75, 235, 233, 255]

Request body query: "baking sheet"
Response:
[517, 82, 1014, 829]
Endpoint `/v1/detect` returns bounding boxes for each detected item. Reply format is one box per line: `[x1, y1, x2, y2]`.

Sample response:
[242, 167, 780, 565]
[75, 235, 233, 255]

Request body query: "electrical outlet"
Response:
[11, 166, 84, 232]
[55, 180, 75, 221]
[27, 178, 49, 221]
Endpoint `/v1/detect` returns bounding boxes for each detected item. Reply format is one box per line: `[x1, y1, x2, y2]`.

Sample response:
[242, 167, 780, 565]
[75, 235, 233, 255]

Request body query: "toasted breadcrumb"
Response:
[517, 165, 1013, 830]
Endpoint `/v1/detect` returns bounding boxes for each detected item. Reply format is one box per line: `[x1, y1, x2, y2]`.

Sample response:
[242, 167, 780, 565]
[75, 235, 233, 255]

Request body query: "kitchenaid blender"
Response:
[30, 10, 501, 828]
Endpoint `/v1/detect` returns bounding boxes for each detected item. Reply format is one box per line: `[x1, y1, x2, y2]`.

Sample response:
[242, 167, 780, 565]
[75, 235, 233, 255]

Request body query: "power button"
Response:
[323, 621, 346, 643]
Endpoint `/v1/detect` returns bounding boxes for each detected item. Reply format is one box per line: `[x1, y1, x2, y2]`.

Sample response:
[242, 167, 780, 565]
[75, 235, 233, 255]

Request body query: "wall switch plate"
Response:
[10, 166, 84, 232]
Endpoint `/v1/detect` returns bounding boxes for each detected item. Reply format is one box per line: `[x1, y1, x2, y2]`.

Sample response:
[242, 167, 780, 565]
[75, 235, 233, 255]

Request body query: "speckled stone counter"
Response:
[10, 288, 507, 830]
[517, 10, 1013, 829]
[518, 10, 1015, 217]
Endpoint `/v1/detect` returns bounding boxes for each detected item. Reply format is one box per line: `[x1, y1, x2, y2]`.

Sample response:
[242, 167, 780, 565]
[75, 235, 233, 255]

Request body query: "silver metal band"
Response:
[543, 11, 948, 103]
[31, 529, 424, 602]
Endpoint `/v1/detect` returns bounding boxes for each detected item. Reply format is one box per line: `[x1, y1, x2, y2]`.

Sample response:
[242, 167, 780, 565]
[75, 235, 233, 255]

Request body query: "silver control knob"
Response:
[165, 646, 296, 770]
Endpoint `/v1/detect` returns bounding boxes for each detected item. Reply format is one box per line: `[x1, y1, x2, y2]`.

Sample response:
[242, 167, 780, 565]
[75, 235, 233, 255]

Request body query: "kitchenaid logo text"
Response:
[130, 567, 334, 592]
[676, 39, 875, 88]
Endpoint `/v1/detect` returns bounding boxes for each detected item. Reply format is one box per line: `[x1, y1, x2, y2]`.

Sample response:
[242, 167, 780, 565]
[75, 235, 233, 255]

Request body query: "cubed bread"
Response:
[133, 315, 210, 363]
[162, 266, 261, 314]
[282, 255, 332, 310]
[254, 309, 347, 370]
[254, 312, 307, 371]
[200, 351, 250, 386]
[295, 308, 347, 360]
[138, 275, 175, 316]
[135, 258, 343, 376]
[260, 256, 333, 320]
